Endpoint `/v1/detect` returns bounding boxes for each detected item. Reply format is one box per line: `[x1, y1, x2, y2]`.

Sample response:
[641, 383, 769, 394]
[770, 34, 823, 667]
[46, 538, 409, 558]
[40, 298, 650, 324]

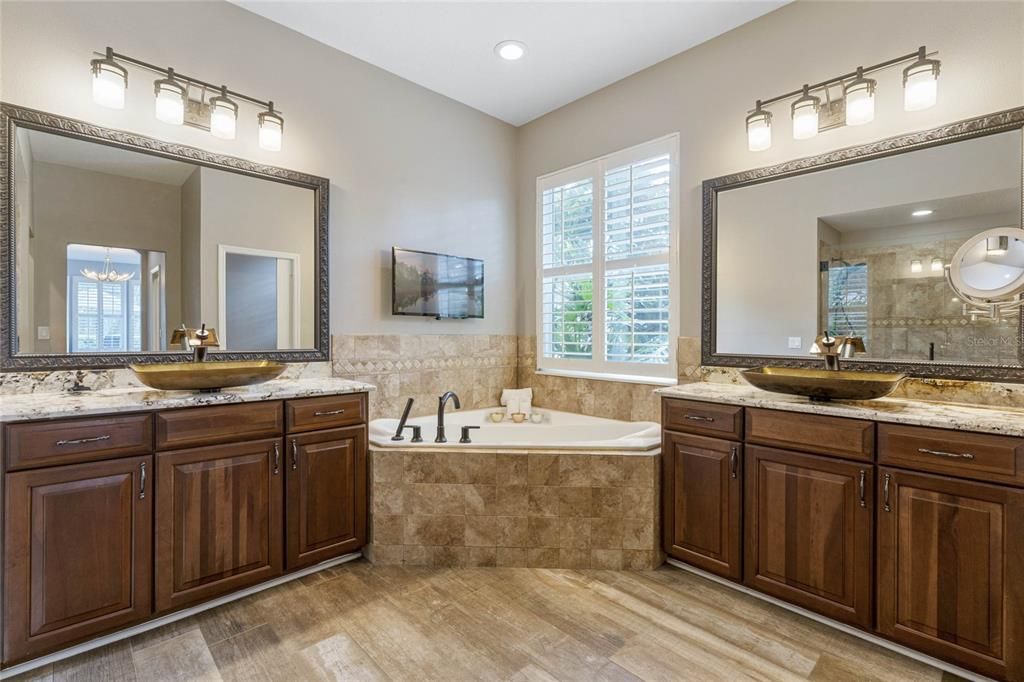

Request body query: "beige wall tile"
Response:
[496, 454, 529, 486]
[527, 454, 560, 486]
[559, 455, 592, 487]
[465, 516, 498, 547]
[496, 516, 530, 547]
[464, 484, 497, 515]
[559, 518, 590, 549]
[527, 548, 561, 569]
[528, 487, 559, 516]
[591, 549, 624, 570]
[404, 515, 465, 546]
[528, 517, 560, 548]
[496, 547, 528, 568]
[496, 486, 529, 516]
[558, 487, 592, 517]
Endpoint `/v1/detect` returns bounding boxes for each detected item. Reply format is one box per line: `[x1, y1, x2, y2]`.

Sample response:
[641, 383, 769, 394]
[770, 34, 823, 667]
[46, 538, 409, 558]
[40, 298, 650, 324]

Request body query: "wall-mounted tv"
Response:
[392, 247, 484, 319]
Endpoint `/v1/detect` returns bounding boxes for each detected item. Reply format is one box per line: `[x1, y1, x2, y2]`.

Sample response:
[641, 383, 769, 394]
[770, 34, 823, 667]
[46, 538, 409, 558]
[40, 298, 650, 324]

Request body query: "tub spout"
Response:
[436, 391, 461, 443]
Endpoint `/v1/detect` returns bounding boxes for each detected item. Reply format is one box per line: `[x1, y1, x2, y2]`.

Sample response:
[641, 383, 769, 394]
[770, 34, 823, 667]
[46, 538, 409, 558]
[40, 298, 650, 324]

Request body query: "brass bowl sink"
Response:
[741, 367, 905, 401]
[129, 360, 286, 392]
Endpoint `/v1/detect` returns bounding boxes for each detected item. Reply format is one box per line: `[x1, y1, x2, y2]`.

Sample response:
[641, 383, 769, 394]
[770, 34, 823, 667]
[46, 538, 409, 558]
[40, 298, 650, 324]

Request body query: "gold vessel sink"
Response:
[741, 367, 905, 401]
[129, 360, 286, 392]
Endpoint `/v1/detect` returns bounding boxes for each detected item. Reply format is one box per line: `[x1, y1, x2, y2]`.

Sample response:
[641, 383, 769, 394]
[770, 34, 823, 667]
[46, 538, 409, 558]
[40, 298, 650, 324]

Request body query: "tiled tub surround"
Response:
[332, 334, 518, 420]
[366, 447, 662, 570]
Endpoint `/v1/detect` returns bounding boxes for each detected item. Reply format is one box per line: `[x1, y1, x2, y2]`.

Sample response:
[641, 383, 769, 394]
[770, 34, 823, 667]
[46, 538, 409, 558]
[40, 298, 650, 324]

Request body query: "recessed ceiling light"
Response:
[911, 209, 934, 217]
[495, 41, 526, 61]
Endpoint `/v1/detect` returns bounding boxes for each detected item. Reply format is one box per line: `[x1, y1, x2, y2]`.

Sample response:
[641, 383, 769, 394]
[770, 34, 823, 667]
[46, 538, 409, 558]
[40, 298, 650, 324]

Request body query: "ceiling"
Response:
[232, 1, 787, 126]
[822, 189, 1022, 234]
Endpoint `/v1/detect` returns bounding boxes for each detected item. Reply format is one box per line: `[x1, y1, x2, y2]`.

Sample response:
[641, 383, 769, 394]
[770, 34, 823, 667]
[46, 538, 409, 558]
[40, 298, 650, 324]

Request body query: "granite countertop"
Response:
[0, 377, 376, 423]
[656, 382, 1024, 437]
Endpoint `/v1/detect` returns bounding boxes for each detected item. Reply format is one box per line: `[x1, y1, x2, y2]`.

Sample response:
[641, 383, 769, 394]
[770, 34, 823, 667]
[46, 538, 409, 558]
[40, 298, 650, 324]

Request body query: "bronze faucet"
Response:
[169, 323, 220, 362]
[810, 331, 866, 371]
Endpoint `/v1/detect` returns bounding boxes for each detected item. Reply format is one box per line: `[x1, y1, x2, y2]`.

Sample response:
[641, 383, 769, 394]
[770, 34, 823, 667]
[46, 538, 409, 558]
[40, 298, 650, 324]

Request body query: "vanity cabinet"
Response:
[661, 395, 1024, 681]
[3, 455, 153, 663]
[0, 391, 369, 669]
[744, 445, 874, 629]
[877, 468, 1024, 680]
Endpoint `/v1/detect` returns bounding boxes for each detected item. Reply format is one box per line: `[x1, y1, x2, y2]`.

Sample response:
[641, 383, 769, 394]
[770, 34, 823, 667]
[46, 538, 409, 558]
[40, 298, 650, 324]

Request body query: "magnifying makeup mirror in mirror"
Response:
[947, 227, 1024, 301]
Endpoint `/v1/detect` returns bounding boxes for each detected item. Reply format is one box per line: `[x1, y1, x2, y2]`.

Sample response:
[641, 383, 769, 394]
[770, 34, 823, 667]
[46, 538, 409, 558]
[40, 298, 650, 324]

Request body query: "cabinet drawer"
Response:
[286, 394, 367, 433]
[155, 401, 282, 450]
[878, 423, 1024, 486]
[5, 414, 152, 470]
[663, 398, 742, 440]
[745, 408, 874, 462]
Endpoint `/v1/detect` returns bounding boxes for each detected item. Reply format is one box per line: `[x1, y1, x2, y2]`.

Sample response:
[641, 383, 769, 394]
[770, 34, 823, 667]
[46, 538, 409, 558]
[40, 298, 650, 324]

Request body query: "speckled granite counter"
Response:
[656, 382, 1024, 437]
[0, 377, 376, 423]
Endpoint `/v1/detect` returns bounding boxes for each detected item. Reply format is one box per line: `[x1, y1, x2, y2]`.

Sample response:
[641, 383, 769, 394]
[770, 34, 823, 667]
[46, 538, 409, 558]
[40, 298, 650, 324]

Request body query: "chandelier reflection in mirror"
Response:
[81, 248, 135, 283]
[744, 46, 940, 151]
[90, 47, 284, 152]
[945, 227, 1024, 322]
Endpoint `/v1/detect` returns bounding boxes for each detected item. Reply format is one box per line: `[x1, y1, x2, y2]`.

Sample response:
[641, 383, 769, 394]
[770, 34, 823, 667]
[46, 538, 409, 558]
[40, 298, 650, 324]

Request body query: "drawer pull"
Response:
[55, 435, 111, 446]
[858, 470, 866, 508]
[883, 473, 892, 513]
[291, 439, 299, 470]
[684, 415, 714, 423]
[139, 461, 147, 500]
[314, 408, 346, 417]
[273, 442, 281, 475]
[917, 447, 975, 460]
[729, 446, 739, 479]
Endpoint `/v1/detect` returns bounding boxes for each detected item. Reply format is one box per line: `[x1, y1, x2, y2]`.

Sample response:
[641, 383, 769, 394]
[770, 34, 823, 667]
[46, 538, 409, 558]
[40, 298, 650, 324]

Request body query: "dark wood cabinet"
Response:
[744, 445, 874, 629]
[662, 430, 742, 580]
[286, 426, 367, 569]
[155, 438, 284, 612]
[3, 456, 153, 664]
[877, 468, 1024, 680]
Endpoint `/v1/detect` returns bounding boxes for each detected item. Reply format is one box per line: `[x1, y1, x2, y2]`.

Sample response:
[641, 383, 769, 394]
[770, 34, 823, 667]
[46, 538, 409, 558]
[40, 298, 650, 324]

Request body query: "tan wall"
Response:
[179, 169, 202, 331]
[29, 161, 183, 353]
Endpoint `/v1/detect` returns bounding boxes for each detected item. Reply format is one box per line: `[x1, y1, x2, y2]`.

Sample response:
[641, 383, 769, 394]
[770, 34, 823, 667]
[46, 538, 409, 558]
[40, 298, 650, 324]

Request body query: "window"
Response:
[827, 262, 869, 339]
[536, 136, 678, 380]
[66, 244, 142, 353]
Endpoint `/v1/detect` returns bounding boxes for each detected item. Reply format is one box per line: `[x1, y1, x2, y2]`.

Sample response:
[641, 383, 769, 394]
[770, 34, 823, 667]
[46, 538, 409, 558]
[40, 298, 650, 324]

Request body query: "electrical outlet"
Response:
[37, 326, 50, 340]
[788, 336, 802, 349]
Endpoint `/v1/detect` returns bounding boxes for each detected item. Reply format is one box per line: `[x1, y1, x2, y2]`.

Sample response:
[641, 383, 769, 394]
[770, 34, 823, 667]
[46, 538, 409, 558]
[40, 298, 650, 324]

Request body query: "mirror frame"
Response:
[702, 106, 1024, 381]
[1, 102, 330, 370]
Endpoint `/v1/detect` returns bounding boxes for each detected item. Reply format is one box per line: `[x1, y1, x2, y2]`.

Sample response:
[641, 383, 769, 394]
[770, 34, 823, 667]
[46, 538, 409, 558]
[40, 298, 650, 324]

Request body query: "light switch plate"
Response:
[788, 336, 802, 349]
[37, 326, 50, 340]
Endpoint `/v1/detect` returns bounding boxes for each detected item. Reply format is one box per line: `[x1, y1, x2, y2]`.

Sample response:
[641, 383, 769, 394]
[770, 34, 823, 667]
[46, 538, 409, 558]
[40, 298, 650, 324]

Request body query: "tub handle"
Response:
[403, 425, 423, 443]
[684, 414, 714, 423]
[460, 425, 480, 444]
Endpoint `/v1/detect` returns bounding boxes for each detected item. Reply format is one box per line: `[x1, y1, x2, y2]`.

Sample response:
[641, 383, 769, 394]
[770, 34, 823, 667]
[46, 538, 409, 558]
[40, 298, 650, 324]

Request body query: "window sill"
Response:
[535, 368, 678, 387]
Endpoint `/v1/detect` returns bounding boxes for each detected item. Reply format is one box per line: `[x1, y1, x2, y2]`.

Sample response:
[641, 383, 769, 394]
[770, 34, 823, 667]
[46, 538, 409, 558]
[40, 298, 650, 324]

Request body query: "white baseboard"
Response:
[664, 558, 994, 682]
[0, 552, 362, 680]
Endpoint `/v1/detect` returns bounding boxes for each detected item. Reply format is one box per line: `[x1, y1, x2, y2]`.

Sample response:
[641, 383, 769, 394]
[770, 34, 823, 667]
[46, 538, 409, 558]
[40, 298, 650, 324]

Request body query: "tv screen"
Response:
[392, 247, 484, 319]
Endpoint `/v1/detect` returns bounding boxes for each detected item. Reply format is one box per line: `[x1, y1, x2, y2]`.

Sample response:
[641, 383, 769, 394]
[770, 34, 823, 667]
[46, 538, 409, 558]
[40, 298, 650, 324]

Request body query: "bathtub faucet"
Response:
[435, 391, 462, 443]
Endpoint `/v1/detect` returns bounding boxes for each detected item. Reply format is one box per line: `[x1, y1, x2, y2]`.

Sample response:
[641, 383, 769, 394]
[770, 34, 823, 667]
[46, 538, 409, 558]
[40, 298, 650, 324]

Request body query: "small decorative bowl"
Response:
[489, 412, 505, 423]
[511, 412, 526, 423]
[529, 412, 544, 424]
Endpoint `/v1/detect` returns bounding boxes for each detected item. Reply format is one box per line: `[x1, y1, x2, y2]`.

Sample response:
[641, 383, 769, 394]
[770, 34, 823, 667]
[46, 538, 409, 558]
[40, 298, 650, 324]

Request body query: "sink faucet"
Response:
[810, 331, 865, 371]
[169, 323, 220, 362]
[435, 391, 461, 443]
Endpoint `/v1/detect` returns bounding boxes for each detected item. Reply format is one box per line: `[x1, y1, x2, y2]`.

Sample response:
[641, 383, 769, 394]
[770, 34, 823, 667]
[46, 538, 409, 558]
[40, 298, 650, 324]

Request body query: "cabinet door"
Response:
[877, 468, 1024, 681]
[155, 438, 284, 612]
[744, 445, 874, 629]
[662, 430, 742, 580]
[286, 426, 367, 570]
[3, 456, 152, 664]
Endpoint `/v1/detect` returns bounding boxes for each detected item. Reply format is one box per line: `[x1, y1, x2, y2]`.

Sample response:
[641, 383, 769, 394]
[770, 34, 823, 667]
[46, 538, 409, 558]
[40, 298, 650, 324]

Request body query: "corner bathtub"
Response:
[369, 407, 660, 452]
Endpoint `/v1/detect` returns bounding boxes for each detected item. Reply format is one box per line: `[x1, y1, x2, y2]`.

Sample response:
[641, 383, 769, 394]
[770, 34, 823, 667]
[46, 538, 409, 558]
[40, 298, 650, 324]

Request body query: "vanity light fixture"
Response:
[931, 257, 944, 272]
[209, 86, 238, 140]
[910, 259, 923, 273]
[903, 46, 941, 112]
[744, 46, 941, 151]
[88, 47, 285, 151]
[90, 47, 128, 110]
[746, 100, 772, 152]
[844, 67, 876, 126]
[912, 209, 934, 217]
[153, 68, 186, 125]
[258, 102, 284, 152]
[495, 40, 526, 61]
[791, 85, 820, 140]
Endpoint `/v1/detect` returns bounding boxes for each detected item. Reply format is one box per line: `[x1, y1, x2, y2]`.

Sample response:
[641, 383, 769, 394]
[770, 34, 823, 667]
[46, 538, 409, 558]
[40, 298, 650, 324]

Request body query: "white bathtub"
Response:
[369, 407, 660, 452]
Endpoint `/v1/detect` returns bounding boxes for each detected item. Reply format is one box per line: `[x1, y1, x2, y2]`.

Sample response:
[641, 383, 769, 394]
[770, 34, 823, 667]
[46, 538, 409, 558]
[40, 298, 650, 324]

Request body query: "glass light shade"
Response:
[931, 257, 944, 272]
[910, 259, 923, 273]
[154, 76, 186, 125]
[903, 52, 940, 111]
[209, 89, 238, 140]
[791, 87, 820, 140]
[745, 106, 772, 152]
[258, 107, 284, 152]
[91, 60, 127, 109]
[844, 71, 876, 126]
[495, 41, 526, 61]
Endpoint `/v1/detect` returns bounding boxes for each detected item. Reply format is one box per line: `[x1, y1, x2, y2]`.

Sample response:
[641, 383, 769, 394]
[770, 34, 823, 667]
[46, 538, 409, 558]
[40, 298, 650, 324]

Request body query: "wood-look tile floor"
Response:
[11, 561, 965, 682]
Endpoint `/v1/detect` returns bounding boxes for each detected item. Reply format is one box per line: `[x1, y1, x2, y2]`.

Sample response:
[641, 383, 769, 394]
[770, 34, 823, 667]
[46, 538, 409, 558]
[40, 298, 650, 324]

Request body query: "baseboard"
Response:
[0, 552, 363, 680]
[664, 558, 994, 682]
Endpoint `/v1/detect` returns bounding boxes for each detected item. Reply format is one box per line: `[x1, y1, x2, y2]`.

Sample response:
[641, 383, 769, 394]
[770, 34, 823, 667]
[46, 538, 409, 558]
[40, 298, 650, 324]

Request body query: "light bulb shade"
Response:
[90, 56, 128, 109]
[931, 257, 944, 272]
[791, 88, 820, 140]
[910, 259, 923, 273]
[745, 106, 772, 152]
[210, 88, 238, 140]
[258, 107, 284, 152]
[844, 72, 876, 126]
[153, 74, 186, 125]
[903, 51, 940, 111]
